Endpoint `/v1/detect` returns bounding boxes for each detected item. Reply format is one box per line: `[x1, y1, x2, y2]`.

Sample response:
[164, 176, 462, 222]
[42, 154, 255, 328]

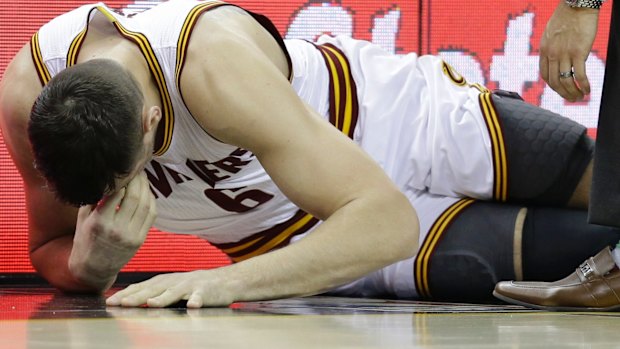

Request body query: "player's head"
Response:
[28, 58, 159, 206]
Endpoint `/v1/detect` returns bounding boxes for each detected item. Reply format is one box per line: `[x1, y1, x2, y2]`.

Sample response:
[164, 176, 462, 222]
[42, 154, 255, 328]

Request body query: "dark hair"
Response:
[28, 59, 144, 206]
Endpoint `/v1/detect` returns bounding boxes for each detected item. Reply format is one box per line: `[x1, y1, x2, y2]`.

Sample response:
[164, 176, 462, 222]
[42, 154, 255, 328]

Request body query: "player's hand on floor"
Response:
[106, 270, 234, 308]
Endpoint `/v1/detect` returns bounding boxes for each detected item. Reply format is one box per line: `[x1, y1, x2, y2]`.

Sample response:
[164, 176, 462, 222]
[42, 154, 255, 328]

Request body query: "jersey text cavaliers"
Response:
[146, 148, 275, 213]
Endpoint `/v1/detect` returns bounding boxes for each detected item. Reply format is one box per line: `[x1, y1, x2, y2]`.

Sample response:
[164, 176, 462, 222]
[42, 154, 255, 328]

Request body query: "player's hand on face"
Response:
[106, 269, 234, 308]
[539, 3, 599, 102]
[69, 173, 157, 278]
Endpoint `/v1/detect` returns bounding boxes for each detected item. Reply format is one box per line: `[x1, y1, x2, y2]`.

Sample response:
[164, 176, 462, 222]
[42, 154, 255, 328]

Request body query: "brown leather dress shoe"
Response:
[493, 247, 620, 311]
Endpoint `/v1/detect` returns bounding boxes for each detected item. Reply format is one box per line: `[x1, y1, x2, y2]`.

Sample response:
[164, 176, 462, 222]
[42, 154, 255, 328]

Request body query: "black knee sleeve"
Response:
[491, 91, 594, 205]
[426, 201, 518, 303]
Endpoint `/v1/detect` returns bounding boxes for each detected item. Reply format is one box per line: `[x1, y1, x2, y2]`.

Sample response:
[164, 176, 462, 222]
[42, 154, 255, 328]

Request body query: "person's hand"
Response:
[106, 269, 235, 308]
[68, 173, 157, 289]
[540, 2, 600, 102]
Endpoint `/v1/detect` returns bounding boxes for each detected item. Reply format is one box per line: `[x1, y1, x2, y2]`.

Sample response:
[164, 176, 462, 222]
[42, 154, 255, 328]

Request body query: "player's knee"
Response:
[424, 201, 517, 303]
[428, 251, 498, 303]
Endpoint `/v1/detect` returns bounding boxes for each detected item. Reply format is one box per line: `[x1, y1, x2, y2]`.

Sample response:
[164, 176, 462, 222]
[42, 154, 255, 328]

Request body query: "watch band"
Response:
[566, 0, 604, 9]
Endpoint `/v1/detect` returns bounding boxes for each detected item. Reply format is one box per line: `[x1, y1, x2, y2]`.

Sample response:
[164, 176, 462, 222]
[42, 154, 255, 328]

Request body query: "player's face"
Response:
[115, 160, 146, 192]
[112, 143, 153, 194]
[106, 105, 159, 197]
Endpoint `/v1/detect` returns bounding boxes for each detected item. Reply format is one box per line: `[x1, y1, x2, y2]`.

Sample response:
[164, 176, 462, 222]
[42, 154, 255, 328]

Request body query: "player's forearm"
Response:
[222, 189, 419, 301]
[67, 232, 144, 292]
[30, 234, 116, 293]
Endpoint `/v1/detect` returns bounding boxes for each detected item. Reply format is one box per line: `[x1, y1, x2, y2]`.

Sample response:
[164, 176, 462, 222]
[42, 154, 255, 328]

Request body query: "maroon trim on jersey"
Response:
[315, 43, 359, 139]
[175, 1, 229, 96]
[211, 210, 319, 263]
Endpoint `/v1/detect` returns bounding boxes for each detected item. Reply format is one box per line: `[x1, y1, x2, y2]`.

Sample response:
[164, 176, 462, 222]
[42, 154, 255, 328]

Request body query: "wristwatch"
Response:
[565, 0, 604, 9]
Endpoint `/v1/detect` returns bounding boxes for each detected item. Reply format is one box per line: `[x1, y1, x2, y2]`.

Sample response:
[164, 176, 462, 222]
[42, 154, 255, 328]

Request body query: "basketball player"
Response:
[0, 1, 617, 308]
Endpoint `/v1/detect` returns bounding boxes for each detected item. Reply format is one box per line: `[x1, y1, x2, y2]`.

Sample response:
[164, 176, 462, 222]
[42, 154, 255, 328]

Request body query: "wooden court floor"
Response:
[2, 287, 620, 348]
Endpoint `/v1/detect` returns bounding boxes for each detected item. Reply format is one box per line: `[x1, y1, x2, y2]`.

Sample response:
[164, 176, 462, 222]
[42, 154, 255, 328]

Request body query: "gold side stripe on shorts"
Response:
[479, 92, 508, 201]
[96, 6, 174, 156]
[212, 210, 319, 263]
[414, 198, 475, 299]
[315, 43, 359, 138]
[175, 1, 226, 91]
[30, 32, 52, 86]
[442, 61, 466, 87]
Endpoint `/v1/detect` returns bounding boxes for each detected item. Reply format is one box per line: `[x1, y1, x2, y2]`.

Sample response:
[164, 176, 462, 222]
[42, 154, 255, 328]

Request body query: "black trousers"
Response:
[590, 1, 620, 226]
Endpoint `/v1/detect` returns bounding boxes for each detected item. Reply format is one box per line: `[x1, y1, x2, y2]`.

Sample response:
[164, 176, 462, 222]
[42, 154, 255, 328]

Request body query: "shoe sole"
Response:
[492, 290, 620, 312]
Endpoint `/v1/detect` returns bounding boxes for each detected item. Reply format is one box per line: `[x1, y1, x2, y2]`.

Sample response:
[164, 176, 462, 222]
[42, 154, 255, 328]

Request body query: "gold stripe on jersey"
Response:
[67, 28, 87, 68]
[233, 213, 315, 262]
[212, 210, 319, 263]
[315, 43, 359, 138]
[175, 1, 226, 91]
[30, 32, 52, 86]
[414, 198, 475, 299]
[478, 92, 508, 202]
[92, 6, 174, 156]
[219, 236, 263, 255]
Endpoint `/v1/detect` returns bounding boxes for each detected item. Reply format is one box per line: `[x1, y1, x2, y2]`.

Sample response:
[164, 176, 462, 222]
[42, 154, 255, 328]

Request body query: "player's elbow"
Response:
[374, 189, 420, 263]
[30, 247, 108, 295]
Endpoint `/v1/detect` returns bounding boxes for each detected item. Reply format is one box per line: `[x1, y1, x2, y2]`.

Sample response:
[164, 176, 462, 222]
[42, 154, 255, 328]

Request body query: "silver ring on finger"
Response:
[559, 71, 574, 79]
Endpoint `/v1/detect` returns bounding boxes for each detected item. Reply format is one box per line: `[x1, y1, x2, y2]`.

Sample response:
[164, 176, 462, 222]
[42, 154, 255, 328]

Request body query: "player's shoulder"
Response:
[181, 4, 283, 86]
[187, 5, 265, 51]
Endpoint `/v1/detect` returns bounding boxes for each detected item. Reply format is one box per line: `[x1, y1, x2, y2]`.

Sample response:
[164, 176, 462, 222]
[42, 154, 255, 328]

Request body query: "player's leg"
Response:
[565, 160, 592, 209]
[424, 201, 620, 303]
[489, 90, 593, 208]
